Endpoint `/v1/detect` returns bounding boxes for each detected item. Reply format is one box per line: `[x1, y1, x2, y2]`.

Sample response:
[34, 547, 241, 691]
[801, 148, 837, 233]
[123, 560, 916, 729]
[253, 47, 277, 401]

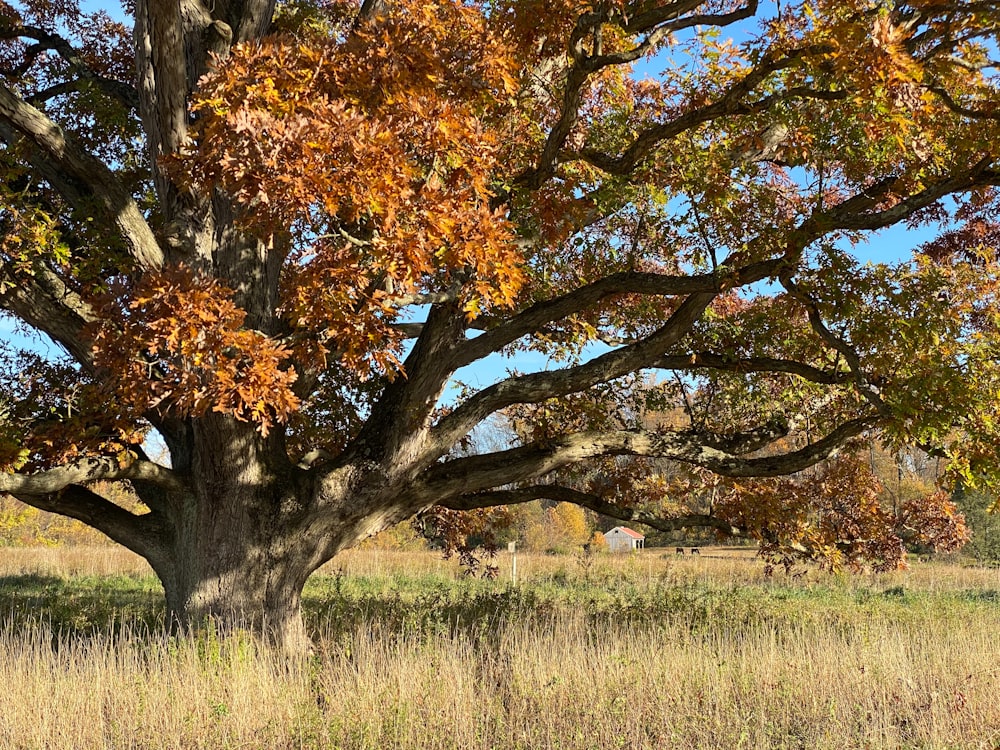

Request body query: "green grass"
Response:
[0, 572, 164, 636]
[3, 559, 997, 641]
[1, 550, 1000, 748]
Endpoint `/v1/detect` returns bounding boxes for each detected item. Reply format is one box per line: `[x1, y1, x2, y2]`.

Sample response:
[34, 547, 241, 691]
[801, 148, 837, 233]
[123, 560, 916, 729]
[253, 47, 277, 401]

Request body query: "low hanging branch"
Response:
[441, 484, 744, 536]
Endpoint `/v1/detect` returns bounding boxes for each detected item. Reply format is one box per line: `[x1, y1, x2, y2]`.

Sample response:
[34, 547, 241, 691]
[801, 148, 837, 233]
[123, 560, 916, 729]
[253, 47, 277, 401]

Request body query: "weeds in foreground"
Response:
[0, 548, 998, 749]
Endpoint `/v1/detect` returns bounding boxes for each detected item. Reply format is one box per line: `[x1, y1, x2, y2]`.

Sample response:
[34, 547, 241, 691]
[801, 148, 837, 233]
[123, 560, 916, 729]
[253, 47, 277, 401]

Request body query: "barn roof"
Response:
[606, 526, 644, 539]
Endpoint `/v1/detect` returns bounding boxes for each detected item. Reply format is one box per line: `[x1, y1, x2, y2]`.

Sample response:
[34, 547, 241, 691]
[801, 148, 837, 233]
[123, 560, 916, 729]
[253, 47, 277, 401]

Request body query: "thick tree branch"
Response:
[588, 1, 761, 68]
[14, 485, 170, 560]
[0, 85, 164, 272]
[620, 0, 757, 35]
[424, 418, 877, 500]
[824, 159, 1000, 231]
[452, 259, 783, 370]
[135, 0, 189, 197]
[434, 291, 718, 452]
[440, 484, 742, 536]
[0, 259, 98, 367]
[925, 85, 1000, 121]
[652, 352, 850, 384]
[351, 300, 469, 463]
[354, 0, 389, 27]
[386, 289, 461, 308]
[697, 420, 793, 456]
[0, 456, 185, 496]
[515, 60, 589, 190]
[426, 159, 978, 506]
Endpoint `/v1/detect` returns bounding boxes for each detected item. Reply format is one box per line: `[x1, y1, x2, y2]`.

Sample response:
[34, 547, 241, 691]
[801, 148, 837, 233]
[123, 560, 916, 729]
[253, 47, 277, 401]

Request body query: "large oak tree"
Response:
[0, 0, 999, 650]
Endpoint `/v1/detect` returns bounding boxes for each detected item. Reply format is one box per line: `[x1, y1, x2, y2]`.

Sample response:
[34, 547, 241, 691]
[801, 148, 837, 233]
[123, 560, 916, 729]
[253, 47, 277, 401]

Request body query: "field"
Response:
[0, 546, 999, 749]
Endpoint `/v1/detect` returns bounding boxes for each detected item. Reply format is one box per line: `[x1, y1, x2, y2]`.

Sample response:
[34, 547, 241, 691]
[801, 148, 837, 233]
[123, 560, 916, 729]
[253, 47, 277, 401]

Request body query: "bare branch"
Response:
[0, 24, 140, 111]
[440, 484, 742, 536]
[925, 85, 1000, 121]
[423, 417, 877, 499]
[778, 276, 889, 415]
[25, 80, 82, 105]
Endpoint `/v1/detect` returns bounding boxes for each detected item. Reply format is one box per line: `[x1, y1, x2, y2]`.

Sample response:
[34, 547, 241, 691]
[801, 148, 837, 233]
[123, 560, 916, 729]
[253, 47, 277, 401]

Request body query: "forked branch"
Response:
[0, 24, 140, 111]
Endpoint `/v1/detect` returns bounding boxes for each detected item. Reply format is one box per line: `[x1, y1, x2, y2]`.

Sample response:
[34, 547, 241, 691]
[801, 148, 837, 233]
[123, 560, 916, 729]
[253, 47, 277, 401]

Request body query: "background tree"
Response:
[952, 485, 1000, 566]
[0, 0, 999, 651]
[519, 501, 592, 553]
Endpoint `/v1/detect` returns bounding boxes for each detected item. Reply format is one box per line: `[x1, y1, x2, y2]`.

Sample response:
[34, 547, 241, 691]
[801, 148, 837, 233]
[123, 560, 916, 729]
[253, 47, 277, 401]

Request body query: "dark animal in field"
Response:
[675, 547, 685, 555]
[690, 547, 701, 555]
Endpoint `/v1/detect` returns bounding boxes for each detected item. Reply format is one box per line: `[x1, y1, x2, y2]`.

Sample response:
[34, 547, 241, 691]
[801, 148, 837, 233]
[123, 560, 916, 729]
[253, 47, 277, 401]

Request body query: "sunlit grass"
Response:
[1, 547, 999, 748]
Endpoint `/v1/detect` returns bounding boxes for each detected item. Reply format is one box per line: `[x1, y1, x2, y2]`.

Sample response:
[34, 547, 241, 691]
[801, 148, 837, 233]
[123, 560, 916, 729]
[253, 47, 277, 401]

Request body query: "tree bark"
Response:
[142, 415, 324, 654]
[156, 533, 313, 654]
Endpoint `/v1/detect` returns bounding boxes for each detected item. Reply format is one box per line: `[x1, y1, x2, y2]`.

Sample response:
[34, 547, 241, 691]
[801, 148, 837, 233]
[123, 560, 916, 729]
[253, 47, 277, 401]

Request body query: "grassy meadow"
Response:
[0, 546, 998, 749]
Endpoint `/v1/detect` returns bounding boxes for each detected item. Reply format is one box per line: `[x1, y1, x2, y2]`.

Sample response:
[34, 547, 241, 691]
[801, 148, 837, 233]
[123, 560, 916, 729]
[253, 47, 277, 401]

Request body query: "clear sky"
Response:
[0, 0, 952, 405]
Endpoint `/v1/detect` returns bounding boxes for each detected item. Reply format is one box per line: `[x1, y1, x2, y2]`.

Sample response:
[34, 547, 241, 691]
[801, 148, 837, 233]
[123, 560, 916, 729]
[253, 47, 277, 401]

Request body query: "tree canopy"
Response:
[0, 0, 998, 647]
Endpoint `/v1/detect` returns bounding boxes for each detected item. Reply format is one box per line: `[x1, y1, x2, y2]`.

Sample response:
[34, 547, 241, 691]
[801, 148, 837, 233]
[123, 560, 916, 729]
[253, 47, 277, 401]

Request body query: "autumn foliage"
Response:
[174, 0, 524, 374]
[0, 0, 998, 644]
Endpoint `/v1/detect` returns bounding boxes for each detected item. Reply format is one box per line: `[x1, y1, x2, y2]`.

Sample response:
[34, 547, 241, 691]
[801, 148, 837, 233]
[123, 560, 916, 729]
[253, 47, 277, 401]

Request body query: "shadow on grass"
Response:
[0, 573, 165, 638]
[2, 569, 998, 647]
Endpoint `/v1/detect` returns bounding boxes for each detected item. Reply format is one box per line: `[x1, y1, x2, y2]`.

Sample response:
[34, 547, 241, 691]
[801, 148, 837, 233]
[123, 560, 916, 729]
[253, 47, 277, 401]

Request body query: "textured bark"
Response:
[0, 85, 163, 271]
[142, 416, 307, 651]
[156, 521, 314, 652]
[127, 414, 408, 653]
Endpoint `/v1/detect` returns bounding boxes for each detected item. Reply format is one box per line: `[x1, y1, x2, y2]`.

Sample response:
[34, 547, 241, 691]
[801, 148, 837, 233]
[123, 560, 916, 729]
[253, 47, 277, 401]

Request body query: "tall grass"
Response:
[0, 548, 998, 748]
[0, 545, 151, 577]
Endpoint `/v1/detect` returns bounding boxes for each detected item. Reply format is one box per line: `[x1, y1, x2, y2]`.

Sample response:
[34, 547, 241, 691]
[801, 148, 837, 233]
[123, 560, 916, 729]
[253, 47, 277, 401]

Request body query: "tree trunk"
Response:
[157, 538, 313, 654]
[147, 415, 322, 655]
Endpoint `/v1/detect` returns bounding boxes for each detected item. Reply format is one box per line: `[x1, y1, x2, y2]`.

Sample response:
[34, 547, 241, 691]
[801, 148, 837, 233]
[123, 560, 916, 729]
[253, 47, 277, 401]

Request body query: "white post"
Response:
[508, 541, 517, 585]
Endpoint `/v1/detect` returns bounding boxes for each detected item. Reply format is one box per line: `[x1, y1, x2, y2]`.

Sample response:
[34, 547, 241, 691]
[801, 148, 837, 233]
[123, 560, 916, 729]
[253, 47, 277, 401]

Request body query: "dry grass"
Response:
[5, 543, 999, 593]
[1, 547, 999, 749]
[1, 609, 997, 749]
[325, 545, 1000, 593]
[0, 545, 151, 577]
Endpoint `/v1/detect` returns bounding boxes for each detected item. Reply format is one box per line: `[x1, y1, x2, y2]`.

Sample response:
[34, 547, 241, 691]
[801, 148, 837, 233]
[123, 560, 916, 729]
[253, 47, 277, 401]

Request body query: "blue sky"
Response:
[0, 0, 953, 408]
